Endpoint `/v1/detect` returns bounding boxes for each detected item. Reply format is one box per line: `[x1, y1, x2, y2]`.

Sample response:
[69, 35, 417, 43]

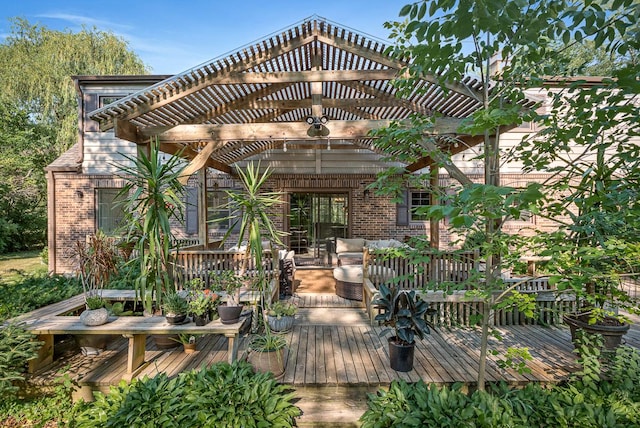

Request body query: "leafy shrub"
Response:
[72, 361, 301, 427]
[361, 345, 640, 428]
[0, 372, 79, 426]
[0, 272, 82, 321]
[0, 323, 42, 399]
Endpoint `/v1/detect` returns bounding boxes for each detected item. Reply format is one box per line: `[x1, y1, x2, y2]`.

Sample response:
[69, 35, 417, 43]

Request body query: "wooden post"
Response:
[124, 334, 147, 380]
[429, 167, 440, 249]
[28, 334, 54, 373]
[198, 168, 208, 248]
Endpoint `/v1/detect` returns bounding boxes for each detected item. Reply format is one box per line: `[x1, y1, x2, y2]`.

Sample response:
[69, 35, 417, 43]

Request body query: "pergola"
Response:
[88, 16, 534, 246]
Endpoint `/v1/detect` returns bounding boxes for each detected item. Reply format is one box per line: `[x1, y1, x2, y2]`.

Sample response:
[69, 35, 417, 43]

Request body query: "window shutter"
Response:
[396, 189, 409, 226]
[84, 94, 99, 132]
[185, 188, 198, 234]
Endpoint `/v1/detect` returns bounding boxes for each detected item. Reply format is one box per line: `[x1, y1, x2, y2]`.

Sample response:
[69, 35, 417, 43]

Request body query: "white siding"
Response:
[83, 134, 138, 174]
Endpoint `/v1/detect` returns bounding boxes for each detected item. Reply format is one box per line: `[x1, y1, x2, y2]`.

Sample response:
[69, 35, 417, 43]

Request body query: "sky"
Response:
[0, 0, 409, 75]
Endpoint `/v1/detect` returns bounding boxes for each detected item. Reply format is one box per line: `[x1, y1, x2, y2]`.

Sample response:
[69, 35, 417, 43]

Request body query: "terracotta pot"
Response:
[248, 348, 285, 379]
[218, 305, 243, 324]
[183, 342, 197, 354]
[388, 336, 415, 372]
[153, 334, 181, 349]
[563, 313, 630, 351]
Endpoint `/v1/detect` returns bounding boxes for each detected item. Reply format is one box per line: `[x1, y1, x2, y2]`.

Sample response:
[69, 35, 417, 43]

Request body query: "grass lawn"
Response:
[0, 250, 47, 282]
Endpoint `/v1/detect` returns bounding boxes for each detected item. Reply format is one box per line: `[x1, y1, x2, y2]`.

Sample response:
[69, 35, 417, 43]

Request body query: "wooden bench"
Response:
[8, 290, 250, 381]
[26, 314, 249, 380]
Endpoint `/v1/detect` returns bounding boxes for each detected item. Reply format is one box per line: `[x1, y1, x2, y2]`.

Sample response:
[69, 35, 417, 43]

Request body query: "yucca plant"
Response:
[217, 161, 285, 307]
[117, 138, 186, 314]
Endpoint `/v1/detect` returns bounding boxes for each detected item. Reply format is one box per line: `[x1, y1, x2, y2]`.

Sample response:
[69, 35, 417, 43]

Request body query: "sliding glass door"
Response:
[289, 192, 348, 259]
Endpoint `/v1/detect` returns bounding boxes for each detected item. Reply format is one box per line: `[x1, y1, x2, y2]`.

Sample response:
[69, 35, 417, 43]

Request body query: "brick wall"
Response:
[50, 171, 563, 273]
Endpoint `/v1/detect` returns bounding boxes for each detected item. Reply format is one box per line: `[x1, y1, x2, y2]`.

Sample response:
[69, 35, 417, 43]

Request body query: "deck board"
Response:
[26, 292, 636, 397]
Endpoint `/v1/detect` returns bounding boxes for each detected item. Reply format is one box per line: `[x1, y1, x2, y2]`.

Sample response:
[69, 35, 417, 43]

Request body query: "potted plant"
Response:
[247, 332, 287, 379]
[72, 232, 120, 327]
[117, 138, 186, 316]
[373, 284, 435, 372]
[171, 334, 199, 354]
[211, 271, 245, 325]
[188, 292, 211, 326]
[79, 296, 110, 326]
[551, 239, 639, 351]
[162, 292, 188, 325]
[214, 162, 285, 327]
[265, 301, 297, 332]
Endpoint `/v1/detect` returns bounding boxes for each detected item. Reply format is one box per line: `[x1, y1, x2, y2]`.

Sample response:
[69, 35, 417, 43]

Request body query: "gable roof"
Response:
[88, 16, 535, 174]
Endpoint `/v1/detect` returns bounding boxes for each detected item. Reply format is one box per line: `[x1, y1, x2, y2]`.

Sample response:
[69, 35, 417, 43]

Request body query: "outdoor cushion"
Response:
[335, 238, 366, 253]
[336, 251, 364, 260]
[333, 265, 363, 283]
[366, 239, 404, 250]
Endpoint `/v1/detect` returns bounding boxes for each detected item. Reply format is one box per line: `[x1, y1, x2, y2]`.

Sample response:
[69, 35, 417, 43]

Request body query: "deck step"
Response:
[295, 308, 369, 327]
[293, 386, 375, 427]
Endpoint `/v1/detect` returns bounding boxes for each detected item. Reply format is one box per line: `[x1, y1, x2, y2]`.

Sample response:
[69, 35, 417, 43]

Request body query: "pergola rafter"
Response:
[90, 16, 535, 175]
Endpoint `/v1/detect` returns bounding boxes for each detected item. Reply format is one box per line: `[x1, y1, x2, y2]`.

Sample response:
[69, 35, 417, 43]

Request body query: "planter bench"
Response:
[26, 314, 250, 380]
[7, 290, 250, 381]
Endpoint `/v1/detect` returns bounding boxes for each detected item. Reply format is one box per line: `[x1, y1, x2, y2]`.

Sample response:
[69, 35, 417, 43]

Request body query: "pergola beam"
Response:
[97, 32, 319, 128]
[143, 118, 466, 143]
[198, 69, 399, 84]
[159, 142, 233, 175]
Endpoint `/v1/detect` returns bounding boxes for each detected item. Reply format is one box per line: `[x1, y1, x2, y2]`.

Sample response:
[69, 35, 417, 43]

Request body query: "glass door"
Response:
[289, 192, 349, 262]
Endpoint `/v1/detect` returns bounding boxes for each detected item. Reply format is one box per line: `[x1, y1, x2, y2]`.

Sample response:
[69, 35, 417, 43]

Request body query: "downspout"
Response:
[46, 170, 56, 273]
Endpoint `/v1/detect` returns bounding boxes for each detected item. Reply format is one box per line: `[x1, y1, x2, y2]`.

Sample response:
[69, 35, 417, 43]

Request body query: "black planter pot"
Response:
[218, 305, 243, 324]
[563, 313, 630, 351]
[165, 314, 186, 325]
[193, 314, 209, 326]
[388, 336, 415, 372]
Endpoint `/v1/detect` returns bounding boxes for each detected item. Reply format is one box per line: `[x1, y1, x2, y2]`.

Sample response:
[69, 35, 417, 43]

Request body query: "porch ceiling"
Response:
[89, 16, 536, 174]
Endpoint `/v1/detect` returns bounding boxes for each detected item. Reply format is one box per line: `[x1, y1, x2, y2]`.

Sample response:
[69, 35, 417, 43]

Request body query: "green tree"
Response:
[0, 18, 149, 152]
[376, 0, 639, 390]
[0, 18, 149, 252]
[0, 101, 54, 252]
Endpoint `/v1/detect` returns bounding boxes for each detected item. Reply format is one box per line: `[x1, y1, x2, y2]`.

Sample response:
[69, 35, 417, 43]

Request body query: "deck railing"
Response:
[363, 248, 480, 290]
[362, 248, 574, 326]
[171, 249, 277, 290]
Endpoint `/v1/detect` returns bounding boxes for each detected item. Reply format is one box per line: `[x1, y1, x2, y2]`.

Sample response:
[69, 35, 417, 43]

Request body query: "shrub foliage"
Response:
[72, 361, 301, 427]
[361, 343, 640, 427]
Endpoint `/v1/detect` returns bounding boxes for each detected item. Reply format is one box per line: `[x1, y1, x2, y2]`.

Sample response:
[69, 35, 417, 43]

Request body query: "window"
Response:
[99, 95, 124, 108]
[185, 189, 235, 234]
[207, 190, 232, 230]
[410, 191, 431, 221]
[96, 189, 125, 234]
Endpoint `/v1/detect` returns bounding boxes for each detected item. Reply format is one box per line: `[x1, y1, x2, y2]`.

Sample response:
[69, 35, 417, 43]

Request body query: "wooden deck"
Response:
[22, 285, 640, 425]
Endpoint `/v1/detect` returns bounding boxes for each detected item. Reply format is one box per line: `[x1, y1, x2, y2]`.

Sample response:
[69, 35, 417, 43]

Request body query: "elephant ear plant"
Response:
[117, 138, 186, 315]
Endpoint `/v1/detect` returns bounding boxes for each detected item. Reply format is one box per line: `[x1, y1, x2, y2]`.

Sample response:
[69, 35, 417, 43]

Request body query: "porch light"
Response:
[283, 139, 287, 152]
[326, 138, 331, 151]
[306, 115, 329, 130]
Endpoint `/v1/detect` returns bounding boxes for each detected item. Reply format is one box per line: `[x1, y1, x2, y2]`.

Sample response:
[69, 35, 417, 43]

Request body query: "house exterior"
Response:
[46, 17, 577, 274]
